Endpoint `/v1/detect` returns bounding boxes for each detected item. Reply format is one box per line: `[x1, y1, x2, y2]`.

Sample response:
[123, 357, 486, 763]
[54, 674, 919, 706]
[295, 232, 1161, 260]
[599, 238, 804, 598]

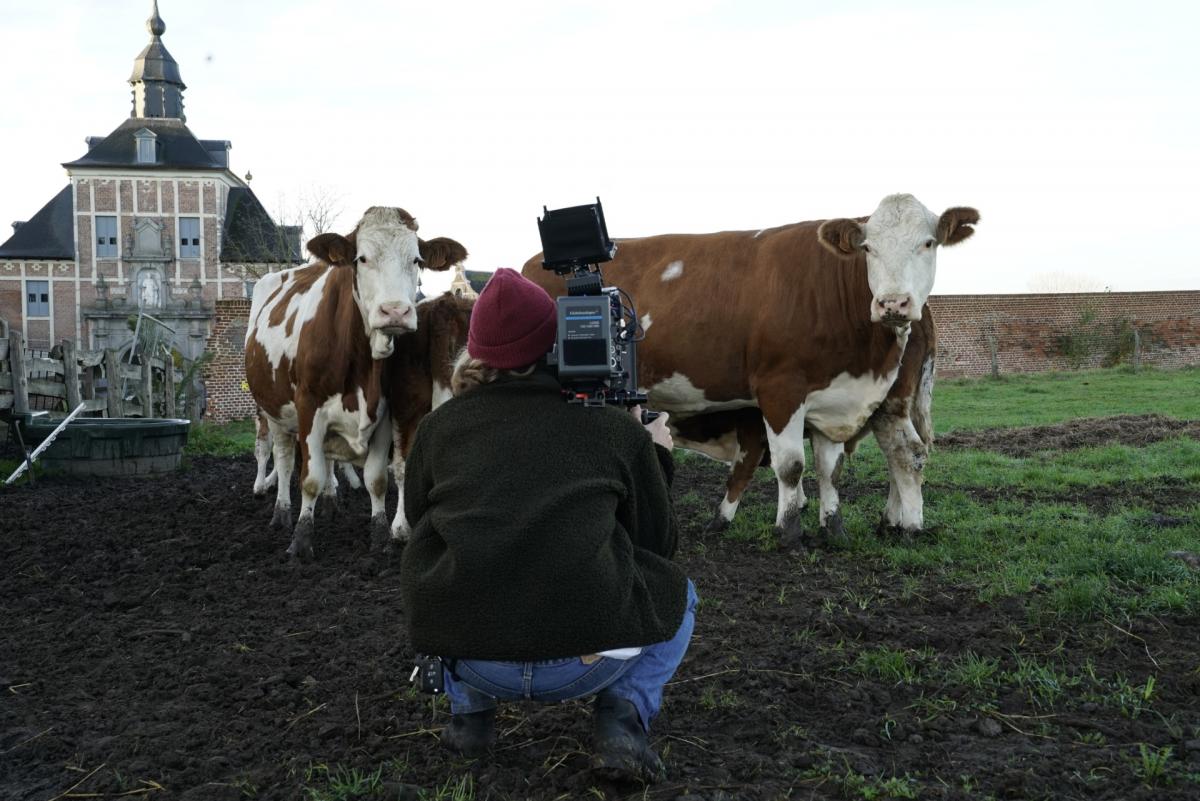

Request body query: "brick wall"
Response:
[192, 290, 1198, 421]
[201, 298, 257, 423]
[929, 291, 1200, 377]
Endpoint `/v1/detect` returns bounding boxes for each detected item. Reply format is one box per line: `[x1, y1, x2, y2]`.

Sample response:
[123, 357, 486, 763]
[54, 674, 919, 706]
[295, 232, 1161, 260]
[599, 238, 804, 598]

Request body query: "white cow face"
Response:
[308, 207, 467, 358]
[818, 194, 979, 326]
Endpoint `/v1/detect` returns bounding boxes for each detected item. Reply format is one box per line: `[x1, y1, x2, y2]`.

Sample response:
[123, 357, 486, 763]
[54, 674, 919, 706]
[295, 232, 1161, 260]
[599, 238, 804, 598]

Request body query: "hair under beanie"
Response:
[467, 268, 558, 369]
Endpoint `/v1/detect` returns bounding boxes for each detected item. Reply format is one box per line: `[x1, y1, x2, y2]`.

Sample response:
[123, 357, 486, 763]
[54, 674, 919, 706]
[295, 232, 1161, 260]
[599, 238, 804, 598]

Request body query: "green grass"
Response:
[185, 418, 257, 456]
[934, 366, 1200, 433]
[790, 368, 1200, 619]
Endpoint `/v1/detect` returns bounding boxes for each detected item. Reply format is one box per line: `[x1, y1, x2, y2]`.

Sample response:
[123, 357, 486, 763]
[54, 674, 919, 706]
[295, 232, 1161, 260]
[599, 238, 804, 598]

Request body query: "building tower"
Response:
[129, 0, 187, 121]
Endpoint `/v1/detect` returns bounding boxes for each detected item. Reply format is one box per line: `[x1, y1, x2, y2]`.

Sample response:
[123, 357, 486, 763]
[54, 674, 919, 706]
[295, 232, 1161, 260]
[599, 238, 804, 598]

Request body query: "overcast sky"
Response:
[1, 0, 1197, 296]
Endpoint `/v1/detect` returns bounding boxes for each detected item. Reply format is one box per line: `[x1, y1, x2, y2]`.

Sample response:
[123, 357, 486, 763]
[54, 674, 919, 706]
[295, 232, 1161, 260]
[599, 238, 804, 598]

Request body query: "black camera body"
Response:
[538, 199, 654, 417]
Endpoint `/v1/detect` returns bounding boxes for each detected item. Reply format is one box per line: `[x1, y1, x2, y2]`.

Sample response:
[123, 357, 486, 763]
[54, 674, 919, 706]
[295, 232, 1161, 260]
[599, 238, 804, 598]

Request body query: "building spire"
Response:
[129, 0, 186, 121]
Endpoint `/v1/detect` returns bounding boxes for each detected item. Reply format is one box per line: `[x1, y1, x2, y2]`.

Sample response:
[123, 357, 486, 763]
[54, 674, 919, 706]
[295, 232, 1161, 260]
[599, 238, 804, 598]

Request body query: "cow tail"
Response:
[913, 355, 935, 449]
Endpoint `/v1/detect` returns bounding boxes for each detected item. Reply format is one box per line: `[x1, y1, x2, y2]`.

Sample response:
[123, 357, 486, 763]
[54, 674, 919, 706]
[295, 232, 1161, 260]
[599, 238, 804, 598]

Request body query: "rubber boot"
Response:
[440, 708, 496, 758]
[591, 691, 666, 783]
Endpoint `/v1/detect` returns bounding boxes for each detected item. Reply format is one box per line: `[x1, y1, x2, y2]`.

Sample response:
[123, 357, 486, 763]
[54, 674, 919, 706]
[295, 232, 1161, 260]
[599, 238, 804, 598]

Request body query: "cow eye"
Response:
[414, 257, 425, 267]
[924, 239, 935, 249]
[357, 255, 367, 264]
[861, 243, 871, 254]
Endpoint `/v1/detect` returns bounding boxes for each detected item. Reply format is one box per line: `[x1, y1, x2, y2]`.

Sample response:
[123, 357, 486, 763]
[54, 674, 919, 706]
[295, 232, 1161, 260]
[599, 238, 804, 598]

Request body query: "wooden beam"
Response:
[164, 359, 177, 418]
[104, 349, 122, 418]
[62, 339, 82, 412]
[10, 329, 29, 415]
[141, 358, 153, 418]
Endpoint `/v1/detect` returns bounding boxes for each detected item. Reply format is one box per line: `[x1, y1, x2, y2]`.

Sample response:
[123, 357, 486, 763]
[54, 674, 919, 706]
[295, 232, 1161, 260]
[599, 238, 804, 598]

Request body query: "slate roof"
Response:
[220, 187, 303, 264]
[464, 269, 492, 294]
[63, 118, 225, 170]
[0, 185, 75, 260]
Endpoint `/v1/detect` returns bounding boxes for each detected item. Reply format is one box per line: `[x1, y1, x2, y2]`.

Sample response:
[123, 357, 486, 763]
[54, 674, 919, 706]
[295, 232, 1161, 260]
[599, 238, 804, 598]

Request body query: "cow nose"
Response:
[379, 302, 417, 331]
[874, 295, 912, 319]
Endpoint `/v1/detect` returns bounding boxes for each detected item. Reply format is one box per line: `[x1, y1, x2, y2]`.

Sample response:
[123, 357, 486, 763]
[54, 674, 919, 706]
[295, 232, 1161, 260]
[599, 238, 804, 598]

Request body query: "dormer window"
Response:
[134, 127, 157, 164]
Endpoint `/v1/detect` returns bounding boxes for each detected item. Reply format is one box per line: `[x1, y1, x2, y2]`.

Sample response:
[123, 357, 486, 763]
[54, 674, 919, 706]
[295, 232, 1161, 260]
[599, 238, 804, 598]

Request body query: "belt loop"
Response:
[523, 662, 534, 699]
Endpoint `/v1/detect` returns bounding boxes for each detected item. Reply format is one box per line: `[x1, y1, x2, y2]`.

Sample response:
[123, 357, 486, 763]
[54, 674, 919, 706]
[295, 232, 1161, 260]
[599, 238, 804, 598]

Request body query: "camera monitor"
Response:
[538, 198, 617, 274]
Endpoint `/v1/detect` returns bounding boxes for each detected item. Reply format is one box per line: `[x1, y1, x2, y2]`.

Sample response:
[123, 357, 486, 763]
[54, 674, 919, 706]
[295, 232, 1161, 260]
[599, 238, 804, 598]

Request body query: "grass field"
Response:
[932, 365, 1200, 432]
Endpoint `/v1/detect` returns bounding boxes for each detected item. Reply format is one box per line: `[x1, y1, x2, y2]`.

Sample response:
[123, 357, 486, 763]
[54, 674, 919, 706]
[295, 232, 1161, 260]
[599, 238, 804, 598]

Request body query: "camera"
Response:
[538, 198, 656, 421]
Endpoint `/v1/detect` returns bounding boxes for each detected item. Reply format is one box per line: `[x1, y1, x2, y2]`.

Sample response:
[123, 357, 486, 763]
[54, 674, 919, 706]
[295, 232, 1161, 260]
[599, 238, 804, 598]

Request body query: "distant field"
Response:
[933, 365, 1200, 432]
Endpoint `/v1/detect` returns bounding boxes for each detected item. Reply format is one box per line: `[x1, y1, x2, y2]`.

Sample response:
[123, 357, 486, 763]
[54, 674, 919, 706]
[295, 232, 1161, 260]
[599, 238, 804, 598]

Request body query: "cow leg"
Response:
[762, 405, 809, 551]
[318, 459, 340, 519]
[810, 431, 849, 549]
[268, 420, 295, 532]
[873, 413, 928, 536]
[288, 413, 329, 560]
[389, 454, 410, 543]
[705, 413, 768, 535]
[339, 462, 363, 491]
[365, 412, 393, 550]
[253, 414, 273, 497]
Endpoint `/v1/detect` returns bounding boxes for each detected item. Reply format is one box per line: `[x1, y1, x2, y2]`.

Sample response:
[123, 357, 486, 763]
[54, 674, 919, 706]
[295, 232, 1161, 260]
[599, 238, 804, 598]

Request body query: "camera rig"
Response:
[538, 198, 654, 417]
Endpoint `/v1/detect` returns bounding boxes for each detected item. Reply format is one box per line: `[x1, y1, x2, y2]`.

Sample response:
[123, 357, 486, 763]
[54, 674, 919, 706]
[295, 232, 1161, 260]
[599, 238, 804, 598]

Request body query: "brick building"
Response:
[0, 2, 300, 361]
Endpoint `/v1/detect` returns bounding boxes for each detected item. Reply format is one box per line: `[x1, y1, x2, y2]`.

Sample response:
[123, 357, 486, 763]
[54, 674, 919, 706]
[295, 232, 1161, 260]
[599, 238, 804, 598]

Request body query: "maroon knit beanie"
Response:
[467, 268, 558, 369]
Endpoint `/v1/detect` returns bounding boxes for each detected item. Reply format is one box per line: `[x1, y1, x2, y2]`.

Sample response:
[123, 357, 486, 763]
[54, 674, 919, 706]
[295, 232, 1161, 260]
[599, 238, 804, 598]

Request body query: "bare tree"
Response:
[229, 185, 345, 280]
[1026, 271, 1112, 293]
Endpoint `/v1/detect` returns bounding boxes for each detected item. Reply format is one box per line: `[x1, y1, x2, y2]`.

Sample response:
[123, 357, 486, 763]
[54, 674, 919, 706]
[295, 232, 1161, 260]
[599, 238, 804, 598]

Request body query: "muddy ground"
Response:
[2, 416, 1199, 800]
[935, 414, 1200, 457]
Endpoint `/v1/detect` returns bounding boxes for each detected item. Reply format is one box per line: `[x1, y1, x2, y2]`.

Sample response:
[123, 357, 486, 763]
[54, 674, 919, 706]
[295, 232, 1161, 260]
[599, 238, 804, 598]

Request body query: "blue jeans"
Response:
[444, 579, 698, 732]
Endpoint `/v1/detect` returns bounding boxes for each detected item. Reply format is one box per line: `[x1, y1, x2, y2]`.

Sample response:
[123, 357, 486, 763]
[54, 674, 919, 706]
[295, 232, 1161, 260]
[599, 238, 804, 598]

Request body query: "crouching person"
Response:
[399, 269, 697, 784]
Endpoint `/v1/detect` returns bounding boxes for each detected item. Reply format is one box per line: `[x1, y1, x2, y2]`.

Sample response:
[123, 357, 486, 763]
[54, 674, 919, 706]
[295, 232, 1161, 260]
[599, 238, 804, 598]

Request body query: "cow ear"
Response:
[307, 233, 356, 266]
[936, 207, 980, 246]
[817, 219, 865, 258]
[419, 237, 468, 272]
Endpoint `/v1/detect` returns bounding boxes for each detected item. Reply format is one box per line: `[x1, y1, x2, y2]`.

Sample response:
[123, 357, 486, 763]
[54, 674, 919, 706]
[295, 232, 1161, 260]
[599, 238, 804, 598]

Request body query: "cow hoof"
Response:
[703, 513, 731, 536]
[819, 511, 850, 550]
[776, 527, 809, 554]
[876, 519, 917, 542]
[776, 510, 809, 553]
[270, 506, 292, 531]
[287, 518, 315, 561]
[369, 514, 390, 551]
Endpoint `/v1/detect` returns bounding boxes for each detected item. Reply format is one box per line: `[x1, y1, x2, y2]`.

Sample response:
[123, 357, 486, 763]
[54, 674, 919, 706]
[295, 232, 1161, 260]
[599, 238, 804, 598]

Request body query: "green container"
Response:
[18, 417, 191, 476]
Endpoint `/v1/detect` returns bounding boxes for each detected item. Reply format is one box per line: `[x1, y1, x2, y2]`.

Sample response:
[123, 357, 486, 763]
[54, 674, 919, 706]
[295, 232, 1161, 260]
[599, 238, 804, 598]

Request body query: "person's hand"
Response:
[632, 406, 673, 450]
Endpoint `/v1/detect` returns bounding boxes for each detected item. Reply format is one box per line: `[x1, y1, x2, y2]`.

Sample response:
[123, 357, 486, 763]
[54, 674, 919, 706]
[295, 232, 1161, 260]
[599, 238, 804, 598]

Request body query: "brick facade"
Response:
[928, 291, 1200, 377]
[201, 298, 257, 423]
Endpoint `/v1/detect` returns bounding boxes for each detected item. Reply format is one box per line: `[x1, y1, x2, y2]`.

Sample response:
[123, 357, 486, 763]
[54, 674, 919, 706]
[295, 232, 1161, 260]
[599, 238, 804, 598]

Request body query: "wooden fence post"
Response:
[10, 329, 30, 415]
[104, 348, 122, 418]
[61, 339, 82, 412]
[165, 360, 177, 418]
[141, 358, 154, 418]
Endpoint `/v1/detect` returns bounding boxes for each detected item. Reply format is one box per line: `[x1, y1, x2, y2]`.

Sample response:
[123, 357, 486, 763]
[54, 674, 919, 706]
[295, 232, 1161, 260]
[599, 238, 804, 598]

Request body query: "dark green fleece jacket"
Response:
[399, 368, 687, 660]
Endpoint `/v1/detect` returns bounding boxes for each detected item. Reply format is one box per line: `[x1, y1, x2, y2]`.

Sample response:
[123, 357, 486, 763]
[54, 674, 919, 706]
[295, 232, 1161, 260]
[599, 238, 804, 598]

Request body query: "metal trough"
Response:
[10, 416, 191, 477]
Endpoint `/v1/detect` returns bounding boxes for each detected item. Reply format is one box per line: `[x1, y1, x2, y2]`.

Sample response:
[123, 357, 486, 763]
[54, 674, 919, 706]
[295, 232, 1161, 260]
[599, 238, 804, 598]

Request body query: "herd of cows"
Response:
[244, 195, 979, 558]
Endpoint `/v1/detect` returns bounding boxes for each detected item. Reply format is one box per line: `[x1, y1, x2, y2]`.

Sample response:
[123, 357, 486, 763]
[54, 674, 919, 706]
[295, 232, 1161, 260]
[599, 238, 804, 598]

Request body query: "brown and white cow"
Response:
[523, 194, 978, 548]
[383, 292, 473, 541]
[249, 293, 473, 545]
[246, 207, 466, 558]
